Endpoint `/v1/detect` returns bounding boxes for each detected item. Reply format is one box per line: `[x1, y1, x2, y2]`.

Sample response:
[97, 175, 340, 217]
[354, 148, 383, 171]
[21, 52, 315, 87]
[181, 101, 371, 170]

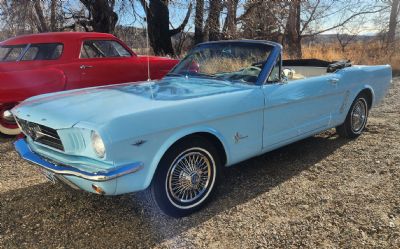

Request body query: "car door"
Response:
[78, 39, 147, 88]
[262, 59, 343, 149]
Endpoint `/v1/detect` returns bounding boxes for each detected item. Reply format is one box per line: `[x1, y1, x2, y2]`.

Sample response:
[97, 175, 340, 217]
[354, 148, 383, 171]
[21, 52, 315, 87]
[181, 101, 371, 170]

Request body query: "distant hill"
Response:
[303, 34, 377, 44]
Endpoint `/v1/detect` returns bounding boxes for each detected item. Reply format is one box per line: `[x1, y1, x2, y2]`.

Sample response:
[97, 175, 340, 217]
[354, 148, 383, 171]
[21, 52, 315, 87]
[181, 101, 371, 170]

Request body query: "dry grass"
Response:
[134, 47, 153, 56]
[134, 40, 400, 76]
[299, 41, 400, 75]
[200, 58, 253, 75]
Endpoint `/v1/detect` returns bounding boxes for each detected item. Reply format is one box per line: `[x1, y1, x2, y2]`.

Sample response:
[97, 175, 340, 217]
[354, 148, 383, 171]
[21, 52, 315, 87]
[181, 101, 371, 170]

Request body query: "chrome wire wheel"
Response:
[350, 98, 368, 133]
[165, 147, 216, 209]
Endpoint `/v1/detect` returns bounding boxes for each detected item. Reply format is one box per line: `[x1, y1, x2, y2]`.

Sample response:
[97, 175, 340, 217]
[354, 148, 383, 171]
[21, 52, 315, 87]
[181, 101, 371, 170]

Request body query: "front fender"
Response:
[142, 126, 230, 189]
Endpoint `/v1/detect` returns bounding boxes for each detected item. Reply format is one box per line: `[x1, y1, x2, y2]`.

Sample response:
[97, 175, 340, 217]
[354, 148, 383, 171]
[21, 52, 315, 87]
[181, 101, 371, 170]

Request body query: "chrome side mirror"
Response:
[280, 72, 288, 84]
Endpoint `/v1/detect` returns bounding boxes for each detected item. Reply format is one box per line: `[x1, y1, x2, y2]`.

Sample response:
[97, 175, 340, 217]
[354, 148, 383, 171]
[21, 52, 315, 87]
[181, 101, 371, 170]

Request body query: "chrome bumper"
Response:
[14, 139, 143, 182]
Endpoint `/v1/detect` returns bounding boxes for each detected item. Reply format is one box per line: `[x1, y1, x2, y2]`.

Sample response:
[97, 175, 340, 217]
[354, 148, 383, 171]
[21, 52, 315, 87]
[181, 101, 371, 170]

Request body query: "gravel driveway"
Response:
[1, 78, 399, 249]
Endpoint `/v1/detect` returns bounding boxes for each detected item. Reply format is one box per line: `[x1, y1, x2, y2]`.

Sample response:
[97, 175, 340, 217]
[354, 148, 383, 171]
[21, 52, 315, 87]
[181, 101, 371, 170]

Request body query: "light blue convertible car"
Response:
[13, 40, 391, 217]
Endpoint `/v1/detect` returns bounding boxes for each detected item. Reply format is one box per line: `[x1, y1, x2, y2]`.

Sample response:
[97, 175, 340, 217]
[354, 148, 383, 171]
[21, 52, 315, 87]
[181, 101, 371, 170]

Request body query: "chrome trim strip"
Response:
[14, 139, 143, 182]
[55, 175, 81, 190]
[35, 130, 60, 140]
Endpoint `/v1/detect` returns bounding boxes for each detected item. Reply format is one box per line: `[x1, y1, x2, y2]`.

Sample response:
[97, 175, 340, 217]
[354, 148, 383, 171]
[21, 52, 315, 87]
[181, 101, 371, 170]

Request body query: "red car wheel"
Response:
[0, 104, 20, 135]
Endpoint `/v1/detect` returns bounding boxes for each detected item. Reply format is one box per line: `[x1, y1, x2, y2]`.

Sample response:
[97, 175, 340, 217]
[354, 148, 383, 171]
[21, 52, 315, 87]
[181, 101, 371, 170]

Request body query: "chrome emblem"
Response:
[132, 140, 146, 146]
[26, 123, 43, 140]
[234, 132, 248, 143]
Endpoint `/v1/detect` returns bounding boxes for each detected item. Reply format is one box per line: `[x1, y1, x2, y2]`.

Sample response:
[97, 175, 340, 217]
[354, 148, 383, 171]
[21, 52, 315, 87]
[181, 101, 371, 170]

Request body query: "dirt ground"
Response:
[0, 78, 399, 249]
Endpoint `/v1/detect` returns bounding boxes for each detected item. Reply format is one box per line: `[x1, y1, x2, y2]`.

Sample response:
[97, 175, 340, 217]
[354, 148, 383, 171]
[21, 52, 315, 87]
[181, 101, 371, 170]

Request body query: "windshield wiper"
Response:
[167, 71, 237, 85]
[166, 72, 184, 77]
[188, 72, 217, 79]
[167, 72, 218, 79]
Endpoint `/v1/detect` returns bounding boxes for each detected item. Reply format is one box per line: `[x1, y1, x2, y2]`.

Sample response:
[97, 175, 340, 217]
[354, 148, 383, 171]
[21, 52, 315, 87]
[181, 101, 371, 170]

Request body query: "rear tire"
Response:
[336, 93, 369, 138]
[150, 136, 221, 217]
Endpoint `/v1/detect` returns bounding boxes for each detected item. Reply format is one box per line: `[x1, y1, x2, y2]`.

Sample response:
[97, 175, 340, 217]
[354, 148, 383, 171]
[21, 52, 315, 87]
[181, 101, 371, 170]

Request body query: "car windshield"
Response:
[169, 42, 273, 84]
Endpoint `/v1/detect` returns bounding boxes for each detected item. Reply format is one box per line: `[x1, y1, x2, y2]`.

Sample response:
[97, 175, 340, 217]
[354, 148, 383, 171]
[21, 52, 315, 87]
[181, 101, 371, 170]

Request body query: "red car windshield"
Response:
[0, 43, 63, 62]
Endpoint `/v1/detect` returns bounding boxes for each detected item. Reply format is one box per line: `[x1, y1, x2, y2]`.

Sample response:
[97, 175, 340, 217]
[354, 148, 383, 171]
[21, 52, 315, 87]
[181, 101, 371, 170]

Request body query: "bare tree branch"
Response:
[300, 0, 321, 34]
[169, 2, 193, 36]
[237, 1, 263, 22]
[308, 7, 389, 36]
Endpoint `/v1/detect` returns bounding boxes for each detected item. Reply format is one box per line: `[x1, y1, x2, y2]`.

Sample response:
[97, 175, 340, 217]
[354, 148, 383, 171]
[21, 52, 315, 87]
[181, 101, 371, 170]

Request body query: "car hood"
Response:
[12, 77, 249, 129]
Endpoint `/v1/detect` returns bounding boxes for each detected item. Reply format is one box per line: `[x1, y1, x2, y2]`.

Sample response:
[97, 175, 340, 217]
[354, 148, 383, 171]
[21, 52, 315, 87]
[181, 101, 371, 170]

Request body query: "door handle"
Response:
[80, 65, 93, 69]
[328, 78, 339, 85]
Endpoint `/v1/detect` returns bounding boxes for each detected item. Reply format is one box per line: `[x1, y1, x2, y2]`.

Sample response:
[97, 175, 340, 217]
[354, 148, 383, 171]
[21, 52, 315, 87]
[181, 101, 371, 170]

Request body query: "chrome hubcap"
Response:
[351, 98, 367, 132]
[167, 149, 214, 206]
[1, 108, 17, 125]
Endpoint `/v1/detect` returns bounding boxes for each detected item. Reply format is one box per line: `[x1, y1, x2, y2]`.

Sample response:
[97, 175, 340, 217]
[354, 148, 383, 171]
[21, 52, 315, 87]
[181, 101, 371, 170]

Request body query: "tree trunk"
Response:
[80, 0, 118, 33]
[147, 0, 175, 56]
[141, 0, 192, 56]
[194, 0, 204, 44]
[285, 0, 302, 58]
[387, 0, 400, 47]
[33, 1, 48, 32]
[208, 0, 222, 41]
[222, 0, 239, 39]
[50, 0, 57, 31]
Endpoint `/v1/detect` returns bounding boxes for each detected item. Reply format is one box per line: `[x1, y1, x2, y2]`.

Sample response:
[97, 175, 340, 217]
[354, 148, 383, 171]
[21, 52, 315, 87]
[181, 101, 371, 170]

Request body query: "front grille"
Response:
[16, 118, 64, 151]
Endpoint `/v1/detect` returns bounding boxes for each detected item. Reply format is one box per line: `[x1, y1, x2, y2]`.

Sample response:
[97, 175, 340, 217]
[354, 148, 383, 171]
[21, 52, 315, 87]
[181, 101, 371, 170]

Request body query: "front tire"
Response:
[150, 136, 221, 217]
[0, 123, 20, 135]
[0, 103, 20, 135]
[336, 93, 369, 138]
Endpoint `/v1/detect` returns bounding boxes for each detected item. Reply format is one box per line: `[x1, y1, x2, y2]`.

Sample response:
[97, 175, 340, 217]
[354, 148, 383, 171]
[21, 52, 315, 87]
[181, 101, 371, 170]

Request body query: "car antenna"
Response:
[145, 17, 151, 82]
[144, 10, 154, 99]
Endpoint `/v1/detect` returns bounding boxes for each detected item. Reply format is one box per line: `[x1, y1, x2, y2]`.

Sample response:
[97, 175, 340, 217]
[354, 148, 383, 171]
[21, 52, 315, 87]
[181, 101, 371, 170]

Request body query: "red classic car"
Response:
[0, 32, 178, 135]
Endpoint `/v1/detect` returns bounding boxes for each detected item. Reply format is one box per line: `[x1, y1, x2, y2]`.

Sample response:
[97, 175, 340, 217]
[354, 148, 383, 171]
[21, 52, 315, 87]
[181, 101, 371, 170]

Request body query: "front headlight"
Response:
[91, 131, 106, 158]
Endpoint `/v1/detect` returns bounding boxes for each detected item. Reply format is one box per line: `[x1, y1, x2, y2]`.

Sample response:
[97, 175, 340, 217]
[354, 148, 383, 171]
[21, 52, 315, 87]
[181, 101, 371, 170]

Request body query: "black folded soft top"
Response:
[283, 59, 352, 73]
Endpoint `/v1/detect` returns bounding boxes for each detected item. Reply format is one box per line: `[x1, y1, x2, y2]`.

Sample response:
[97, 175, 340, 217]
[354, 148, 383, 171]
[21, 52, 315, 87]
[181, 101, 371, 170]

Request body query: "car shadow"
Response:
[0, 133, 15, 142]
[0, 130, 349, 248]
[0, 134, 16, 155]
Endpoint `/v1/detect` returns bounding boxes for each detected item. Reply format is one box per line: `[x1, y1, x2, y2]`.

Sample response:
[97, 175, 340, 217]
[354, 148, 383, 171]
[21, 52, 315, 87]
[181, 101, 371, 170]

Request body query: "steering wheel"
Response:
[241, 66, 262, 76]
[251, 60, 266, 67]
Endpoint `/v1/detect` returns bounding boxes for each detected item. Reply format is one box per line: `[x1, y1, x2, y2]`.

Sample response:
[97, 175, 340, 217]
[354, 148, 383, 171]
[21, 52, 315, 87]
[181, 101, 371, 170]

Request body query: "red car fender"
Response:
[0, 68, 66, 134]
[0, 67, 67, 103]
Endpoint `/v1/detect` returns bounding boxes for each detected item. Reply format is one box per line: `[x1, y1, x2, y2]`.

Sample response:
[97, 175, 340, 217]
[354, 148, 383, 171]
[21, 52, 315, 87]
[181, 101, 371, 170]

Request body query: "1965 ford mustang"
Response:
[12, 40, 391, 217]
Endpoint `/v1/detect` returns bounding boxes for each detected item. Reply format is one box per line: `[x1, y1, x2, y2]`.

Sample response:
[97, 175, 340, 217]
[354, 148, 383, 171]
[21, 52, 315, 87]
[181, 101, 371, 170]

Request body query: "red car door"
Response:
[78, 38, 148, 87]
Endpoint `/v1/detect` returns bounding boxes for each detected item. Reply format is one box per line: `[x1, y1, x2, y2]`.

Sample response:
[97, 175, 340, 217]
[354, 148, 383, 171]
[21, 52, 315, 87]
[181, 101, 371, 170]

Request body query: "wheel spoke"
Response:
[351, 99, 367, 132]
[167, 150, 213, 204]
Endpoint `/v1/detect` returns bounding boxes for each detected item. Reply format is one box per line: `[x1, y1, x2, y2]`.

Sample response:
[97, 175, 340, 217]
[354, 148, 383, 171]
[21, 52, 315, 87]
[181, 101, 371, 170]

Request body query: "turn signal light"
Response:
[92, 184, 105, 195]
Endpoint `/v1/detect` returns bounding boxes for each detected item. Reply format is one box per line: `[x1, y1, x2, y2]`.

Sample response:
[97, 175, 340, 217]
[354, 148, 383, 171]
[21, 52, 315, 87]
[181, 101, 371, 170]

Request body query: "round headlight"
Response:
[91, 131, 106, 158]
